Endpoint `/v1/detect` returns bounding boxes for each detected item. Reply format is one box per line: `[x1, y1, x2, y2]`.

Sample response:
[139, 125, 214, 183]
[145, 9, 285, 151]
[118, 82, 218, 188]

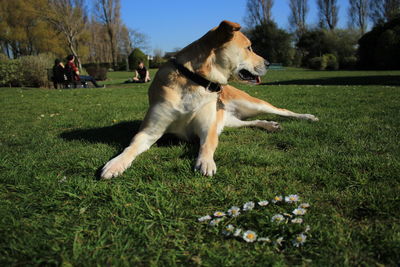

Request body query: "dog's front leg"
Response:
[193, 105, 224, 177]
[101, 105, 175, 179]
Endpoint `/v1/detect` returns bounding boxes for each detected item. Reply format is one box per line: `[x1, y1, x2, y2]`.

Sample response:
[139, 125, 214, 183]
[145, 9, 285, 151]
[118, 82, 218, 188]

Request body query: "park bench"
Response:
[269, 63, 284, 70]
[47, 68, 91, 89]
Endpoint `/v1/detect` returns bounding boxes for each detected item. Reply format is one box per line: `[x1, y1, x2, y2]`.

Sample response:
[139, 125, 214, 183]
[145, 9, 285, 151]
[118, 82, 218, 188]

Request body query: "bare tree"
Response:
[94, 0, 121, 68]
[87, 18, 112, 63]
[45, 0, 88, 69]
[245, 0, 274, 27]
[348, 0, 369, 34]
[317, 0, 339, 30]
[370, 0, 400, 25]
[129, 29, 149, 53]
[289, 0, 309, 37]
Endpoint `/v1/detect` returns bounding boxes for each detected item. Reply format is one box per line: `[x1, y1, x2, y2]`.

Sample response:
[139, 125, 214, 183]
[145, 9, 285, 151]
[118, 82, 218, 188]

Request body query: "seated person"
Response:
[132, 61, 151, 83]
[64, 55, 105, 88]
[52, 59, 67, 89]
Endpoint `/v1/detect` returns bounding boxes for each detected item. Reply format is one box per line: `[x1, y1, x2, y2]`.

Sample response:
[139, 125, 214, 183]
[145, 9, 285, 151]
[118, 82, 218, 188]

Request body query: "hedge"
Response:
[0, 54, 53, 87]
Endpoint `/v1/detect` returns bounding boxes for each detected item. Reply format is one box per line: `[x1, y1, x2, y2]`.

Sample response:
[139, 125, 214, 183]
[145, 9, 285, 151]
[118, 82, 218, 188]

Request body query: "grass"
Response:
[0, 68, 399, 266]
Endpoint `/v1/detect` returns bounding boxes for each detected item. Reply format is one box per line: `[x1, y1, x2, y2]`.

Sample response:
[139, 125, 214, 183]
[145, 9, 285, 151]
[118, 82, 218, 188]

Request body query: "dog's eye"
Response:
[247, 46, 253, 52]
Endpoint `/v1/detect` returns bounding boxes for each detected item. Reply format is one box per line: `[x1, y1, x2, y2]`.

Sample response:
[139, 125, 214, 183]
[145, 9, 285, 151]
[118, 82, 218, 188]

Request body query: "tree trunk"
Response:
[108, 27, 116, 69]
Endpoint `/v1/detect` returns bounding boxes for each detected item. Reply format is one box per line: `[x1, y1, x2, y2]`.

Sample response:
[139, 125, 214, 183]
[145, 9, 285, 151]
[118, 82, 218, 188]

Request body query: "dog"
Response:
[100, 20, 318, 179]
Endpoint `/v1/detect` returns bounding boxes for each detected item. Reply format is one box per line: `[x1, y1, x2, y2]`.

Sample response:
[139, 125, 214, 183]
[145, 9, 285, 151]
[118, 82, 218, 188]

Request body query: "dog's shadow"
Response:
[59, 120, 199, 177]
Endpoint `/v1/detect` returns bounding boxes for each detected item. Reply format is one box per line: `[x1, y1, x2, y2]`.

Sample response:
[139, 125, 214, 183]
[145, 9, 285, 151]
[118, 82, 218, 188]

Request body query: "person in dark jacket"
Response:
[64, 55, 105, 88]
[52, 59, 67, 89]
[133, 61, 151, 82]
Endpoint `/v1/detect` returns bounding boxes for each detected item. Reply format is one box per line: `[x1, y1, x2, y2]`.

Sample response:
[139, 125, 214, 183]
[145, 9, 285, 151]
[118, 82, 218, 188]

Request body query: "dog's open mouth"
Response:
[238, 69, 261, 84]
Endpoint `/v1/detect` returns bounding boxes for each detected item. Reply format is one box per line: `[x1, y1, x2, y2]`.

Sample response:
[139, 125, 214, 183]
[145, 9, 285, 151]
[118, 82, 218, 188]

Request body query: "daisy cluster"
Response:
[198, 194, 311, 247]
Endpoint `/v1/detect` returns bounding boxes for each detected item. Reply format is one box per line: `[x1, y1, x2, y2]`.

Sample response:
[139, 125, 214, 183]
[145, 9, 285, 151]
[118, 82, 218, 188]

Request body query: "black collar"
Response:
[171, 58, 222, 93]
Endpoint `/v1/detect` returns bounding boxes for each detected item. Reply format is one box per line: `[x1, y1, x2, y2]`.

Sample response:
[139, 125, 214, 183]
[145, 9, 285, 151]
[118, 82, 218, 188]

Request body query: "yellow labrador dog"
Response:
[101, 20, 318, 179]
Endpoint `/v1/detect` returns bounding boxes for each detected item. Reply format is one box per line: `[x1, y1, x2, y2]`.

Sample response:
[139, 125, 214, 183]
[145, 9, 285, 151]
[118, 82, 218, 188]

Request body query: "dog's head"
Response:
[211, 20, 269, 84]
[176, 20, 269, 85]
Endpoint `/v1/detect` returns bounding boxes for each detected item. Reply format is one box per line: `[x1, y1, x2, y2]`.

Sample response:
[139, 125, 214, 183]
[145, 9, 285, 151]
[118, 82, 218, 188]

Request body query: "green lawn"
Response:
[0, 68, 399, 266]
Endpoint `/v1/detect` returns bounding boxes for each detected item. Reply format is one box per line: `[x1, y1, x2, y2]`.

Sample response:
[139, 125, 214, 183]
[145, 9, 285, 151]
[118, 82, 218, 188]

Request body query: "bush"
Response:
[308, 57, 327, 70]
[0, 59, 23, 87]
[83, 63, 108, 81]
[128, 48, 148, 71]
[19, 54, 54, 87]
[297, 29, 358, 69]
[149, 56, 167, 68]
[323, 54, 339, 70]
[116, 60, 128, 71]
[0, 54, 9, 61]
[358, 15, 400, 69]
[247, 22, 293, 66]
[341, 56, 358, 69]
[0, 53, 53, 87]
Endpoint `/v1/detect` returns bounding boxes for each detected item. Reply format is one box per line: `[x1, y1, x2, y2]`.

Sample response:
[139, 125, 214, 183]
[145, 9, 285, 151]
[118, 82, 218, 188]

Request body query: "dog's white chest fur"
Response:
[166, 89, 219, 139]
[179, 88, 218, 113]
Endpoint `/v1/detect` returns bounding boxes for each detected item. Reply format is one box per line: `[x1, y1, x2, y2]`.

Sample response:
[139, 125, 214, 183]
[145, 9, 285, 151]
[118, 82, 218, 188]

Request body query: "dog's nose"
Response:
[264, 60, 270, 68]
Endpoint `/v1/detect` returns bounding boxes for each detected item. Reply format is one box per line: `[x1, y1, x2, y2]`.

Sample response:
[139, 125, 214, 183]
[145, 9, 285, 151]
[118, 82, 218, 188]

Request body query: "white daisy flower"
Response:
[275, 237, 284, 246]
[243, 201, 255, 211]
[233, 228, 242, 237]
[222, 224, 235, 236]
[272, 195, 283, 203]
[243, 230, 257, 243]
[304, 225, 311, 233]
[198, 215, 212, 222]
[291, 218, 303, 224]
[227, 206, 240, 217]
[258, 200, 269, 206]
[213, 211, 226, 217]
[283, 213, 293, 218]
[292, 233, 307, 247]
[271, 214, 285, 223]
[298, 203, 310, 209]
[257, 237, 271, 242]
[292, 208, 307, 216]
[285, 194, 300, 203]
[209, 218, 223, 226]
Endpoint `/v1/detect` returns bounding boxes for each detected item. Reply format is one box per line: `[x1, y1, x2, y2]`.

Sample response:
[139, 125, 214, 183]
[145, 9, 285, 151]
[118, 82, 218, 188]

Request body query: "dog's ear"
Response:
[214, 20, 241, 44]
[218, 20, 241, 33]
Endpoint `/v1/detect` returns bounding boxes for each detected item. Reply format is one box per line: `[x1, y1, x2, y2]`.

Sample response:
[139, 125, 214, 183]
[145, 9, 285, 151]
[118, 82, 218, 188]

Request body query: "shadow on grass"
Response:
[60, 121, 199, 178]
[60, 120, 195, 148]
[262, 75, 400, 86]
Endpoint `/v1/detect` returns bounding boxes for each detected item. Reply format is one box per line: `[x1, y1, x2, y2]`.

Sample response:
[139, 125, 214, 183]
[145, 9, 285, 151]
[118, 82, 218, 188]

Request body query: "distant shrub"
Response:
[248, 22, 294, 66]
[83, 63, 108, 81]
[149, 56, 167, 68]
[358, 15, 400, 69]
[308, 57, 327, 70]
[341, 56, 358, 69]
[18, 54, 54, 87]
[297, 28, 359, 69]
[0, 53, 53, 87]
[323, 54, 339, 70]
[0, 59, 22, 87]
[0, 54, 9, 61]
[116, 60, 128, 71]
[128, 48, 148, 71]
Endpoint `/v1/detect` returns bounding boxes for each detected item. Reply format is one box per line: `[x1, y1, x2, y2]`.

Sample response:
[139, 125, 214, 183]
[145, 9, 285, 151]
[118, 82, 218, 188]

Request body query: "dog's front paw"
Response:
[195, 158, 217, 177]
[301, 114, 319, 121]
[257, 120, 281, 132]
[101, 155, 132, 179]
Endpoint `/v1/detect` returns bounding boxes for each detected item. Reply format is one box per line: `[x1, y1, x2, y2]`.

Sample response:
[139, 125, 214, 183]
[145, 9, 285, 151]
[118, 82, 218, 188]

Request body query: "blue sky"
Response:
[120, 0, 350, 54]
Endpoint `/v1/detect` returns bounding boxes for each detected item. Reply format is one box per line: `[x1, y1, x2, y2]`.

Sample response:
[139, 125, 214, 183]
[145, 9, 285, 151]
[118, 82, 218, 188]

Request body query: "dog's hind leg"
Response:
[100, 105, 175, 179]
[224, 114, 281, 132]
[221, 85, 319, 121]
